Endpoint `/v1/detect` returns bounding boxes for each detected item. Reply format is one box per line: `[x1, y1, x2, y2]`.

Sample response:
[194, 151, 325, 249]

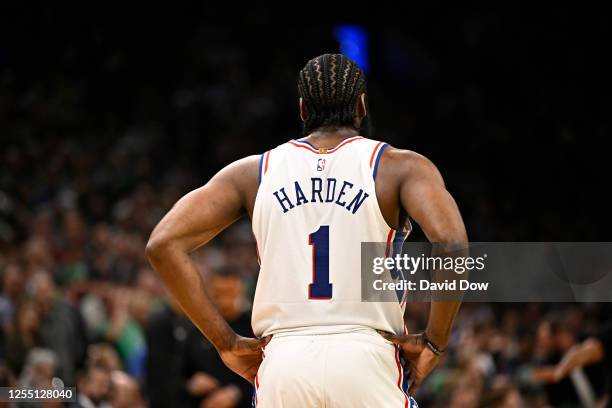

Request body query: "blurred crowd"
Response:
[2, 134, 611, 408]
[2, 5, 611, 408]
[0, 178, 260, 407]
[405, 303, 612, 407]
[1, 202, 611, 408]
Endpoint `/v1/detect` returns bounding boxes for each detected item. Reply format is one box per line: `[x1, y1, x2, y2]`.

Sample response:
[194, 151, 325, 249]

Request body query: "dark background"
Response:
[2, 5, 610, 241]
[1, 5, 611, 408]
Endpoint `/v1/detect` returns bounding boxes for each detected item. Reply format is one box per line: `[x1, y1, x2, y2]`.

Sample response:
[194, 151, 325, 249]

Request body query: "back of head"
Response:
[298, 53, 367, 134]
[110, 370, 144, 408]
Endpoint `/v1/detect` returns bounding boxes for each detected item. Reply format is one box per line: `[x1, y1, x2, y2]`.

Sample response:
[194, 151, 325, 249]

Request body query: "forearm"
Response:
[146, 241, 236, 352]
[397, 158, 467, 350]
[556, 339, 604, 377]
[426, 302, 460, 349]
[425, 241, 467, 349]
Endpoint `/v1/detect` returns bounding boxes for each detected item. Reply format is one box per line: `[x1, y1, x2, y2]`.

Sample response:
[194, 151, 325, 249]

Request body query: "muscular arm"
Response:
[398, 151, 468, 349]
[376, 148, 467, 393]
[146, 156, 262, 369]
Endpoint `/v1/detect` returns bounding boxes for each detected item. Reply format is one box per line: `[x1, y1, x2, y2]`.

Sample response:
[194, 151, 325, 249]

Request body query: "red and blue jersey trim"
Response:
[395, 346, 410, 408]
[385, 226, 410, 304]
[370, 142, 389, 180]
[258, 151, 271, 185]
[251, 344, 266, 407]
[258, 153, 264, 186]
[288, 136, 364, 154]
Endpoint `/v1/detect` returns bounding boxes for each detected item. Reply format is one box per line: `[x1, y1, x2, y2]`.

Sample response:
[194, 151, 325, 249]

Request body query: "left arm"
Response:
[378, 149, 468, 394]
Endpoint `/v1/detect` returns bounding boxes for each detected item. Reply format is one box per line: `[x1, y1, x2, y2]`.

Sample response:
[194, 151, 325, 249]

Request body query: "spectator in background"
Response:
[75, 366, 111, 408]
[0, 263, 25, 331]
[0, 362, 15, 386]
[86, 343, 122, 372]
[101, 287, 147, 380]
[180, 267, 253, 408]
[0, 363, 16, 404]
[446, 361, 485, 408]
[79, 283, 113, 342]
[145, 296, 193, 408]
[479, 382, 524, 408]
[531, 317, 609, 407]
[17, 348, 63, 408]
[56, 211, 88, 274]
[23, 233, 55, 277]
[220, 221, 259, 293]
[3, 302, 41, 375]
[108, 370, 145, 408]
[29, 272, 87, 386]
[18, 348, 58, 390]
[533, 321, 612, 407]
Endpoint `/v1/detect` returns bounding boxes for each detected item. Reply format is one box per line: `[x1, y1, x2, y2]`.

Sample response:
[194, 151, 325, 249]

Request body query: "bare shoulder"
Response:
[215, 154, 261, 182]
[210, 154, 262, 216]
[378, 146, 444, 186]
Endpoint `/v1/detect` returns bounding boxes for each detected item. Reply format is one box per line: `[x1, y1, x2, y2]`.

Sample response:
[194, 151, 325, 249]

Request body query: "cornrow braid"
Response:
[297, 54, 367, 134]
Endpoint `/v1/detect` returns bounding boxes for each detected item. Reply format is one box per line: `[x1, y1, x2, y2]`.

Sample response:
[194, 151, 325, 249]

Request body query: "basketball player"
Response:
[146, 54, 467, 407]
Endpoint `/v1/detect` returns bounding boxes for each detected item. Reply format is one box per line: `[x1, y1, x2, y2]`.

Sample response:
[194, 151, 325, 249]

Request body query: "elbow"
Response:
[432, 224, 468, 246]
[432, 232, 468, 247]
[145, 235, 170, 262]
[430, 230, 469, 255]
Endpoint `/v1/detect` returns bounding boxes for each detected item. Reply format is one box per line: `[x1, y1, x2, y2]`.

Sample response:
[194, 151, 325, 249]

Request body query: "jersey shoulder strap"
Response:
[367, 140, 389, 180]
[258, 136, 390, 182]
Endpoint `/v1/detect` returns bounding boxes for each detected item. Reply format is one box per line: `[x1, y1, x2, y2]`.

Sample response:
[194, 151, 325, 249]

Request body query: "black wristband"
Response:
[422, 332, 445, 356]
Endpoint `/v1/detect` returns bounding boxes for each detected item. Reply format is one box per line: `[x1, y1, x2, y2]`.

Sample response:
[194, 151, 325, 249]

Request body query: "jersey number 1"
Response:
[308, 225, 333, 299]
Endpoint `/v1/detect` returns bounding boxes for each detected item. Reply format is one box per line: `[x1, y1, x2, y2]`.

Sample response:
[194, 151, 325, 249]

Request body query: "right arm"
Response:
[146, 155, 269, 383]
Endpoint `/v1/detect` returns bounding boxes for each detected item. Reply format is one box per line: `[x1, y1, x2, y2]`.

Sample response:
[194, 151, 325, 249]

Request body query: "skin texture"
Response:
[532, 337, 605, 384]
[146, 93, 467, 391]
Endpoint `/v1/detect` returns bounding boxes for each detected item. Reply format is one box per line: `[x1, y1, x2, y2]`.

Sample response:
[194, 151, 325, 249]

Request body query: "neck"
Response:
[302, 127, 360, 149]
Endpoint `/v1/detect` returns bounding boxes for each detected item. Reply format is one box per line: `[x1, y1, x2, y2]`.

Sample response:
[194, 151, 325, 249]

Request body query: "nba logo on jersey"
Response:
[252, 137, 417, 407]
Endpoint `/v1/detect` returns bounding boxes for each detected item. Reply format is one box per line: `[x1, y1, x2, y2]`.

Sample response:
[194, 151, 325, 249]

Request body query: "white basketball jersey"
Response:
[251, 136, 410, 337]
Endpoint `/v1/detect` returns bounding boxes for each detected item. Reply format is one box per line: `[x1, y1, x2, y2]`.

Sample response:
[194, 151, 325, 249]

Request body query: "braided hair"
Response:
[297, 54, 368, 135]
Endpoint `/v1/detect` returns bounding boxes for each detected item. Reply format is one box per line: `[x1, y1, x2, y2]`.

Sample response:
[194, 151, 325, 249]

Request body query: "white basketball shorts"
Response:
[252, 329, 419, 407]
